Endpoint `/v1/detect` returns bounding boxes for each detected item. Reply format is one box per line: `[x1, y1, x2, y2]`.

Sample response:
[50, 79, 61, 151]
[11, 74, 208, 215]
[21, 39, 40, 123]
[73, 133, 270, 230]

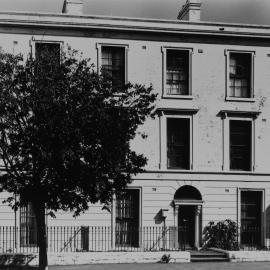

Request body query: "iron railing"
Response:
[0, 226, 187, 253]
[1, 225, 269, 253]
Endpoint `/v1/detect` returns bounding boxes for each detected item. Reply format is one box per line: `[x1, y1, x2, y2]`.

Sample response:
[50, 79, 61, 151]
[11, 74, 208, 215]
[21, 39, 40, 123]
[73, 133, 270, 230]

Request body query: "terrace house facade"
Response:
[1, 0, 270, 252]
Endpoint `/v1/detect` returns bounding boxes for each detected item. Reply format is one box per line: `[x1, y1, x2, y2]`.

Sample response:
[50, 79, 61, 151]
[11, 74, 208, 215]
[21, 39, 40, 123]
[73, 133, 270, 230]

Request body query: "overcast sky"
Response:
[1, 0, 270, 25]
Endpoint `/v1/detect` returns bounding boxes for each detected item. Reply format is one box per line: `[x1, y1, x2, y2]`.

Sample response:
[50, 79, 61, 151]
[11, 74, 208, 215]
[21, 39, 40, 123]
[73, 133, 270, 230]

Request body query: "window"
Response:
[220, 110, 259, 171]
[158, 108, 197, 171]
[230, 120, 251, 171]
[116, 189, 139, 247]
[166, 50, 189, 95]
[226, 51, 255, 100]
[241, 191, 262, 246]
[167, 118, 190, 169]
[229, 53, 251, 98]
[101, 46, 126, 90]
[35, 42, 61, 72]
[20, 202, 37, 246]
[162, 48, 192, 98]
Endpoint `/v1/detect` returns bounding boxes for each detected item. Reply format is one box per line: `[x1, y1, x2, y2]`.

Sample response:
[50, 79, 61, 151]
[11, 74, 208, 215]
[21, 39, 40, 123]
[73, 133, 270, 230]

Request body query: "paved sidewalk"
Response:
[44, 262, 270, 270]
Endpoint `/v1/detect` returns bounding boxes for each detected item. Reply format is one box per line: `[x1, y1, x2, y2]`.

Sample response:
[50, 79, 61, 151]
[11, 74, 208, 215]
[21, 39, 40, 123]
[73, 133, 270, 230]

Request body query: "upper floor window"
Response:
[101, 46, 126, 90]
[220, 110, 260, 172]
[230, 120, 252, 171]
[158, 108, 197, 171]
[226, 51, 255, 100]
[162, 47, 192, 98]
[167, 118, 190, 169]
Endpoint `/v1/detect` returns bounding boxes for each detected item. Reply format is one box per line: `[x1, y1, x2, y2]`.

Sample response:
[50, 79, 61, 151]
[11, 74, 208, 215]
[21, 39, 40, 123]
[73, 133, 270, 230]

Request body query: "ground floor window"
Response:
[116, 189, 140, 247]
[20, 202, 37, 246]
[241, 190, 262, 246]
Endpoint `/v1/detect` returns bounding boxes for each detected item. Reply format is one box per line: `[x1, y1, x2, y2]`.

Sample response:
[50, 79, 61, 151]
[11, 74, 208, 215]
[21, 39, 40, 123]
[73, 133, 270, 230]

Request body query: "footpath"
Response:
[4, 262, 270, 270]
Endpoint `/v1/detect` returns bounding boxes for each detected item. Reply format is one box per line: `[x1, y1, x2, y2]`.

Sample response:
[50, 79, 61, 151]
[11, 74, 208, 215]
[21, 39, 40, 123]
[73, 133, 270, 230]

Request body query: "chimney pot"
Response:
[62, 0, 83, 15]
[177, 0, 202, 21]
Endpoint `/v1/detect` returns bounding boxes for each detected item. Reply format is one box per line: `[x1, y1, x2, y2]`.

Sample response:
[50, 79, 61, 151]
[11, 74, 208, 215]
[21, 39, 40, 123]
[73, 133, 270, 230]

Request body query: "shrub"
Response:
[202, 219, 239, 250]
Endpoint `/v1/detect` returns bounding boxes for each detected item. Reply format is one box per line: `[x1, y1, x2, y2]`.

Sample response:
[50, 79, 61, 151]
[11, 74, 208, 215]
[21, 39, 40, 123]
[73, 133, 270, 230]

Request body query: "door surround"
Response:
[173, 185, 204, 250]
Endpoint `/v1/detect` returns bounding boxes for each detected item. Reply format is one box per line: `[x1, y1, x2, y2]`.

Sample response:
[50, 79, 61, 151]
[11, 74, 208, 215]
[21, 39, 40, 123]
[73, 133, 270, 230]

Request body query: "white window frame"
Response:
[159, 110, 197, 171]
[161, 46, 193, 99]
[30, 38, 63, 61]
[225, 49, 255, 102]
[96, 43, 129, 84]
[237, 188, 265, 246]
[221, 111, 259, 172]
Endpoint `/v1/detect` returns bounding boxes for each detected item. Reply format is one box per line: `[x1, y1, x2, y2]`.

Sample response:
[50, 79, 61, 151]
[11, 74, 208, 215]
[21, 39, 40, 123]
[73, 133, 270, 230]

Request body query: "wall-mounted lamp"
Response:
[161, 209, 169, 219]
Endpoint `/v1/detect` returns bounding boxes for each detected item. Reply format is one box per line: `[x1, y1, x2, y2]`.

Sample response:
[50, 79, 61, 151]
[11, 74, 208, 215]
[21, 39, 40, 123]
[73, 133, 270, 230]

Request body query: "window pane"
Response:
[230, 120, 251, 171]
[167, 118, 190, 169]
[101, 46, 125, 90]
[166, 50, 189, 95]
[229, 53, 251, 98]
[116, 189, 139, 247]
[241, 191, 261, 246]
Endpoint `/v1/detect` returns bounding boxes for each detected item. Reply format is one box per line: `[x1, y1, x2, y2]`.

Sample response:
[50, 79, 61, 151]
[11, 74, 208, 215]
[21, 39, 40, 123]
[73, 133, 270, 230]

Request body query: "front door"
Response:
[178, 205, 195, 249]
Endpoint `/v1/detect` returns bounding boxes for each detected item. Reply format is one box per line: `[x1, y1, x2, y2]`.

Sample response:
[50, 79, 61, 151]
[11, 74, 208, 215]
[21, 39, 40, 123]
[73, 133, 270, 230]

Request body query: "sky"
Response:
[0, 0, 270, 25]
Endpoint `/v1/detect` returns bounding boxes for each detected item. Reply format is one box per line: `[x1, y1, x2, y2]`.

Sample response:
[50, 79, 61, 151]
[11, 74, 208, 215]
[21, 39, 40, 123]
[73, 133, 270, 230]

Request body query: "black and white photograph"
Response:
[0, 0, 270, 269]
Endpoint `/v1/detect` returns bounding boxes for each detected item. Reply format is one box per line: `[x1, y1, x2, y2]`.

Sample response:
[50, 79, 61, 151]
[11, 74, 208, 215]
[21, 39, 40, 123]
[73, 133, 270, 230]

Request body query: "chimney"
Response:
[177, 0, 202, 21]
[62, 0, 83, 15]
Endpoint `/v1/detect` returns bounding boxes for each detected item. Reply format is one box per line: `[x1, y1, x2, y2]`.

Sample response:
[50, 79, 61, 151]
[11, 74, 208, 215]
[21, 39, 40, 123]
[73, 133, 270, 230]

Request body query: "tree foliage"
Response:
[0, 46, 156, 269]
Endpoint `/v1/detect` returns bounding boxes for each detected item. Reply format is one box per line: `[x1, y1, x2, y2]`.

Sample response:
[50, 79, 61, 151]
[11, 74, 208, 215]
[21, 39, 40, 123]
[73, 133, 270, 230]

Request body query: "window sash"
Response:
[101, 46, 125, 90]
[230, 120, 251, 171]
[167, 118, 190, 169]
[166, 50, 189, 95]
[229, 53, 251, 98]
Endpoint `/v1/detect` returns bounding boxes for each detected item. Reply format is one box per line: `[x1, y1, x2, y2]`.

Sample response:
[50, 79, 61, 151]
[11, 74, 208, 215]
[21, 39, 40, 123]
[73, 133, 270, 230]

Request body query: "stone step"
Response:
[191, 257, 230, 262]
[190, 250, 229, 262]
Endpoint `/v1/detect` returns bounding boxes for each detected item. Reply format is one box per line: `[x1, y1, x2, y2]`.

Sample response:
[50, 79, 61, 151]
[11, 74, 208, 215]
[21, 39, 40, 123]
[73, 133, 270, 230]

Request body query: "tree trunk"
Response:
[34, 201, 48, 270]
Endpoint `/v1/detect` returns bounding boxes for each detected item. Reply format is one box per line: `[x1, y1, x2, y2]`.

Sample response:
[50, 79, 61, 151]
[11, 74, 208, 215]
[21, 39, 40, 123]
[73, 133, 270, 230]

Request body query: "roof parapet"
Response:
[62, 0, 83, 15]
[178, 0, 202, 21]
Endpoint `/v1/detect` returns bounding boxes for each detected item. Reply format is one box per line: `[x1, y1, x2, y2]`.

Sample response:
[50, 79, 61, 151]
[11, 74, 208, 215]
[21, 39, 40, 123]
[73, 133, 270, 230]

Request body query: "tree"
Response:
[0, 47, 156, 270]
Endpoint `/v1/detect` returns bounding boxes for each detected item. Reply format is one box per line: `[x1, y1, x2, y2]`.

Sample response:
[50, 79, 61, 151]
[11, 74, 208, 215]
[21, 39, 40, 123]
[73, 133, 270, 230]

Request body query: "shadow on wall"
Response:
[0, 254, 37, 268]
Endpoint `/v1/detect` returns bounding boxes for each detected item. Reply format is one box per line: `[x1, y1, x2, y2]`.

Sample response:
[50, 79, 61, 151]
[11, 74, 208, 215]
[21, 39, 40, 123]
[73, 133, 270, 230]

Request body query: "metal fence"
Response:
[0, 226, 186, 253]
[1, 225, 269, 253]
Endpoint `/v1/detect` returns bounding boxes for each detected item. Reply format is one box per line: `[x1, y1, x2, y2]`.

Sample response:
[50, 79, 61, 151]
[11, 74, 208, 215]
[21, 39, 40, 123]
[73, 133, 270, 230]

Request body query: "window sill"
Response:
[226, 97, 255, 102]
[166, 168, 192, 172]
[162, 95, 193, 100]
[227, 169, 253, 173]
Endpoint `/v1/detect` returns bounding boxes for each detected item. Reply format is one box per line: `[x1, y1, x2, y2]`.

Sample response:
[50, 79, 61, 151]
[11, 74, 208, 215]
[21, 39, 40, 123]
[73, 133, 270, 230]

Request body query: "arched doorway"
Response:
[174, 185, 203, 250]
